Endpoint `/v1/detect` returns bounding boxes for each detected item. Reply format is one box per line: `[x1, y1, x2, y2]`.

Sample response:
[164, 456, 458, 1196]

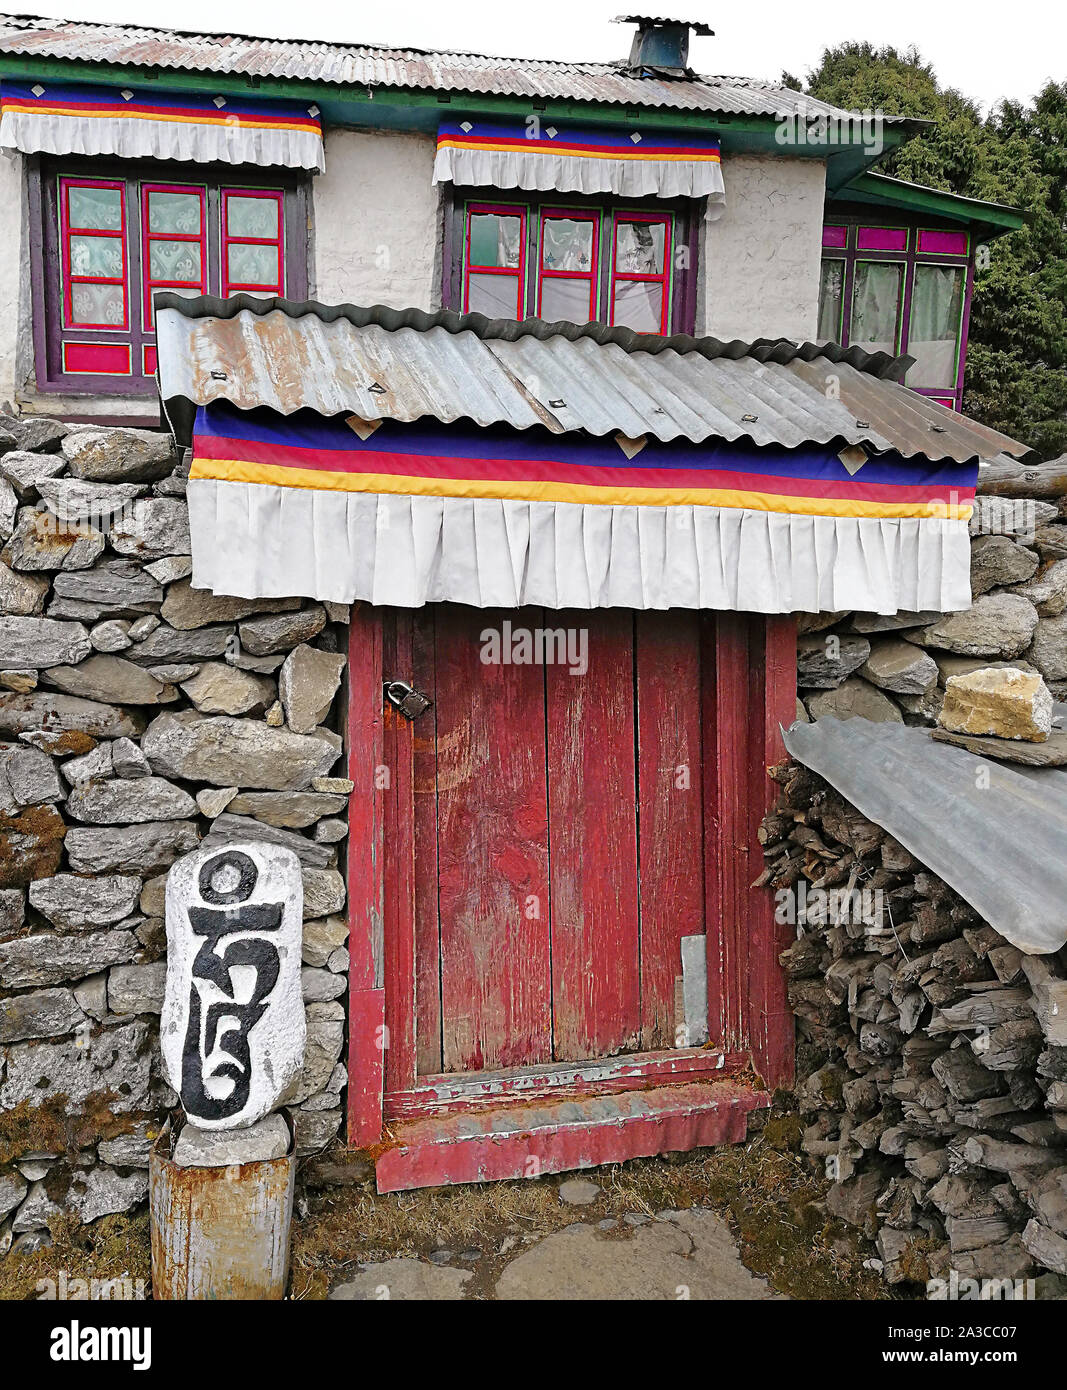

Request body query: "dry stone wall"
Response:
[0, 416, 351, 1257]
[795, 492, 1067, 733]
[778, 472, 1067, 1291]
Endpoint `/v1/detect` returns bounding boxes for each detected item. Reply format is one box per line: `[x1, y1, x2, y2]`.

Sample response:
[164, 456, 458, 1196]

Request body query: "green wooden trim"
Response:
[834, 171, 1025, 236]
[0, 52, 917, 150]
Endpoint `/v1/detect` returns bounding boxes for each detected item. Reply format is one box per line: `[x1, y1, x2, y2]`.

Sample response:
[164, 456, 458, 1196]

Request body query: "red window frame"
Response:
[140, 182, 207, 329]
[536, 207, 600, 323]
[463, 202, 528, 318]
[59, 176, 129, 333]
[609, 210, 673, 335]
[221, 188, 286, 296]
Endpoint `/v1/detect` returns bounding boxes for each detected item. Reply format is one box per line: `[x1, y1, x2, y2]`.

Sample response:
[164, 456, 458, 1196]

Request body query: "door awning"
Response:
[0, 79, 325, 171]
[433, 119, 725, 219]
[155, 295, 1029, 616]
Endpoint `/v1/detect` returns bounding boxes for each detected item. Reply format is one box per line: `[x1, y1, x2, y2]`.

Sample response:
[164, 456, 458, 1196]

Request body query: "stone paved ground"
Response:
[329, 1195, 784, 1301]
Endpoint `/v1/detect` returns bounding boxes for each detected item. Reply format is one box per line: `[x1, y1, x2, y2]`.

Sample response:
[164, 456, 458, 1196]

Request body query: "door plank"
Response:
[547, 610, 640, 1061]
[435, 607, 552, 1072]
[635, 611, 705, 1049]
[383, 612, 418, 1094]
[413, 610, 443, 1075]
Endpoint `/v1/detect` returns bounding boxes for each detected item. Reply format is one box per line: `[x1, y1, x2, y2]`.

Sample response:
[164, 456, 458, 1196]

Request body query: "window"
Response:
[850, 261, 904, 357]
[32, 160, 308, 394]
[454, 195, 694, 335]
[817, 221, 973, 410]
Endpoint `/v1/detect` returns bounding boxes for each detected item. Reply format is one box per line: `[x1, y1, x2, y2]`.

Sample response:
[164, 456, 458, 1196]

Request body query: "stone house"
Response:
[0, 11, 1041, 1244]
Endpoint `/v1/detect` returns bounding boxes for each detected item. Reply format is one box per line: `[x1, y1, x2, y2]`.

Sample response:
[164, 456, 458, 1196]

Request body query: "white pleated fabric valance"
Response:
[182, 403, 977, 615]
[188, 482, 972, 615]
[433, 119, 726, 220]
[0, 80, 324, 171]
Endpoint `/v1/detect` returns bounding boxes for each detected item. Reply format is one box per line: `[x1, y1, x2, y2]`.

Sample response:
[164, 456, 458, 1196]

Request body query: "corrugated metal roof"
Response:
[154, 294, 1028, 463]
[782, 716, 1067, 956]
[0, 14, 913, 120]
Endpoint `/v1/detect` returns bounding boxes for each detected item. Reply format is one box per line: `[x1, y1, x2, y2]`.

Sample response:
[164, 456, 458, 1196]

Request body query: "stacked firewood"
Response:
[762, 759, 1067, 1290]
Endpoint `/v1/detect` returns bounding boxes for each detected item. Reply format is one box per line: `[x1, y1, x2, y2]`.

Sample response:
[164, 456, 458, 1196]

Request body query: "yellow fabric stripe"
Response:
[436, 137, 721, 163]
[2, 103, 316, 133]
[191, 456, 972, 520]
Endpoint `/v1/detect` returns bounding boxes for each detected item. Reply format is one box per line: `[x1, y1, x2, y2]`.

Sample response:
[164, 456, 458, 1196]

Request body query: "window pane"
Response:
[817, 260, 844, 343]
[615, 221, 665, 275]
[71, 281, 125, 326]
[149, 239, 203, 284]
[467, 271, 521, 319]
[227, 195, 279, 239]
[69, 234, 124, 278]
[148, 190, 202, 235]
[906, 264, 964, 388]
[227, 242, 279, 287]
[613, 279, 664, 333]
[468, 213, 522, 269]
[540, 277, 594, 324]
[542, 218, 594, 272]
[68, 185, 123, 230]
[850, 262, 903, 355]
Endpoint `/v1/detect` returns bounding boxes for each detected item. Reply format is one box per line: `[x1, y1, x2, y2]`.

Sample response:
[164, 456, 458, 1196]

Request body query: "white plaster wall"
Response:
[312, 129, 442, 311]
[0, 153, 23, 412]
[702, 155, 826, 344]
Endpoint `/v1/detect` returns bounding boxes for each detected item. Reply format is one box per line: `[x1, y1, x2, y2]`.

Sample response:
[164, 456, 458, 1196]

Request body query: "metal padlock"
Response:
[384, 679, 433, 721]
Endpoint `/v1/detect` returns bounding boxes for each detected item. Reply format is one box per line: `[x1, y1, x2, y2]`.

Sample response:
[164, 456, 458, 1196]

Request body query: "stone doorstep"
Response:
[374, 1080, 770, 1194]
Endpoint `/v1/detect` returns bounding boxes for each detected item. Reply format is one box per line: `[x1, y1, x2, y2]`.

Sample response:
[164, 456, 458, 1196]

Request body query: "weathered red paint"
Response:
[375, 1079, 769, 1192]
[635, 610, 705, 1050]
[345, 606, 386, 1145]
[347, 604, 796, 1171]
[384, 1045, 738, 1118]
[547, 609, 640, 1061]
[434, 605, 552, 1072]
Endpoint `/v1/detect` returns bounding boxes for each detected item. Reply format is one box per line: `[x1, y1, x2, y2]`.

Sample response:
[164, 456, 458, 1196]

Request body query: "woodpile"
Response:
[762, 758, 1067, 1290]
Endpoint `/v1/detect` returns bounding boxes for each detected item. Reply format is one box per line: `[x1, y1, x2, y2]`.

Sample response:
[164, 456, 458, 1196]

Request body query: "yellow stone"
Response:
[938, 666, 1052, 743]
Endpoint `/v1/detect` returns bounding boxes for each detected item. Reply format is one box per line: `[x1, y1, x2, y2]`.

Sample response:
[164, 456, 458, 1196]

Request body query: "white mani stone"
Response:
[162, 841, 306, 1131]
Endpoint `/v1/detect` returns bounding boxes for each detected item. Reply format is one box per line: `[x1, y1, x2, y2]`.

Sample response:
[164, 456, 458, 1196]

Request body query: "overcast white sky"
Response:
[12, 0, 1065, 113]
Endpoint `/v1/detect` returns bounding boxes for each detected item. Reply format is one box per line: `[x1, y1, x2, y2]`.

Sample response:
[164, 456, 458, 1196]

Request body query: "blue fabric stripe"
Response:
[194, 403, 977, 490]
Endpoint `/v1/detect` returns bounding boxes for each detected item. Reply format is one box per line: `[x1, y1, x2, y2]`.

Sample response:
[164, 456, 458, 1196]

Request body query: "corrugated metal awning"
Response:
[155, 295, 1027, 464]
[0, 14, 921, 122]
[782, 717, 1067, 956]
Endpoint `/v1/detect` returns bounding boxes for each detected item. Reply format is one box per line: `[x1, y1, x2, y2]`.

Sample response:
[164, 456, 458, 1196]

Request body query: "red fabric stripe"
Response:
[444, 135, 719, 157]
[193, 433, 972, 505]
[8, 96, 319, 129]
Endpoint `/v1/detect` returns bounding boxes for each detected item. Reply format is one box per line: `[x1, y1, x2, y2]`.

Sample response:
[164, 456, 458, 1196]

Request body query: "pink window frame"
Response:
[59, 176, 129, 333]
[609, 210, 673, 335]
[536, 207, 600, 322]
[140, 182, 207, 330]
[221, 188, 286, 296]
[463, 202, 528, 318]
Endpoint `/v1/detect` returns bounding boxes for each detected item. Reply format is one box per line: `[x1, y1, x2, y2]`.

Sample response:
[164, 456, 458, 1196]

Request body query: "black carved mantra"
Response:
[179, 851, 285, 1123]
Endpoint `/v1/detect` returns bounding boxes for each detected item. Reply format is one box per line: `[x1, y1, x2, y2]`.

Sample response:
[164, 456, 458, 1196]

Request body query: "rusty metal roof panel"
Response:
[0, 14, 911, 119]
[154, 295, 1028, 463]
[783, 716, 1067, 956]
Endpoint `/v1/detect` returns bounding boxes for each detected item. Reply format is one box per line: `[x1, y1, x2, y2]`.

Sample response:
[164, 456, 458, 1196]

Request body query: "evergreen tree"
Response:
[793, 45, 1067, 458]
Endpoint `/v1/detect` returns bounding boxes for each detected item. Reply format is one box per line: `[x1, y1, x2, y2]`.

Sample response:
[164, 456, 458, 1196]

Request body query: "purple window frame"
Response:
[28, 155, 310, 398]
[443, 187, 700, 335]
[819, 218, 975, 411]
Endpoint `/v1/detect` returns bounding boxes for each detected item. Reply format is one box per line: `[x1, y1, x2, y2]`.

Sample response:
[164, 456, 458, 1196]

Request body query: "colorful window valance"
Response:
[433, 120, 725, 221]
[185, 402, 976, 615]
[0, 81, 324, 172]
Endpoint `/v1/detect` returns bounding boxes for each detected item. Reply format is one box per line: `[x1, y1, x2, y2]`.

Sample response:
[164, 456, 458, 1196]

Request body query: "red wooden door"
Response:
[387, 603, 708, 1079]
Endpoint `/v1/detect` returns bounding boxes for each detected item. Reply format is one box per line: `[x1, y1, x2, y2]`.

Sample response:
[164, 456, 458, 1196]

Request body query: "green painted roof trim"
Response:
[833, 170, 1026, 238]
[0, 51, 915, 159]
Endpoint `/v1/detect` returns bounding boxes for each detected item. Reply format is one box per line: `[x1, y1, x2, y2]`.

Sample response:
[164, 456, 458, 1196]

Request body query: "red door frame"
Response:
[346, 606, 796, 1148]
